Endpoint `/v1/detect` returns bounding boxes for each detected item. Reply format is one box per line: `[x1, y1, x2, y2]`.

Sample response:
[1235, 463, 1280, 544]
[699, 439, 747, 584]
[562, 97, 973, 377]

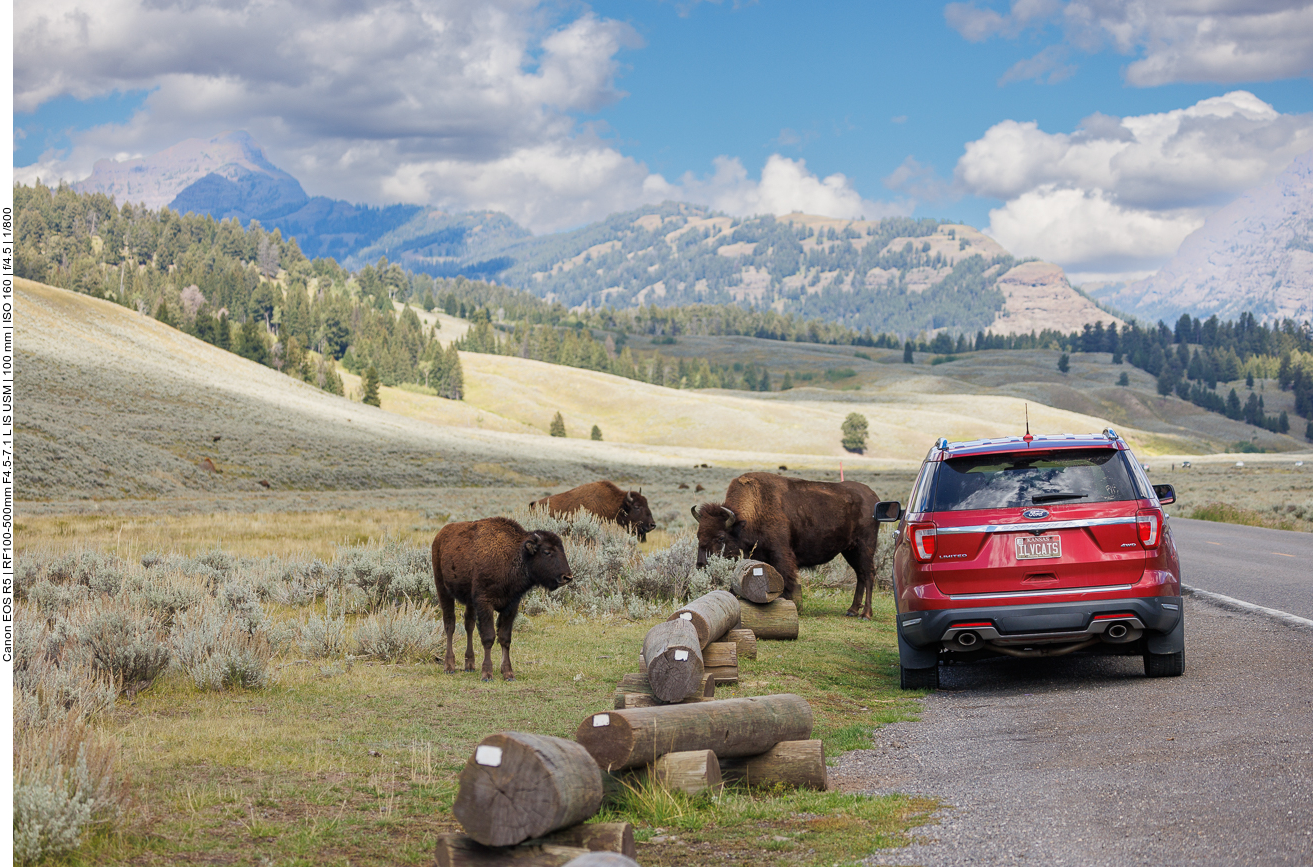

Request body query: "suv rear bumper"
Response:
[898, 596, 1182, 650]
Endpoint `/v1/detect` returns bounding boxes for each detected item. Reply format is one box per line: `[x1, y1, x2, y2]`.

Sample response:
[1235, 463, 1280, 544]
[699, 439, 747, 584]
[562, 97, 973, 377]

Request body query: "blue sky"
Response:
[13, 1, 1313, 280]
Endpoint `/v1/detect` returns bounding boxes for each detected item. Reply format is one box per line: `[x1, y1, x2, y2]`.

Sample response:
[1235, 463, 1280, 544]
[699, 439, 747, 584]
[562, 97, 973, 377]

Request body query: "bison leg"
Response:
[475, 604, 498, 682]
[773, 552, 802, 604]
[463, 605, 478, 673]
[843, 547, 875, 620]
[496, 600, 521, 681]
[437, 589, 458, 673]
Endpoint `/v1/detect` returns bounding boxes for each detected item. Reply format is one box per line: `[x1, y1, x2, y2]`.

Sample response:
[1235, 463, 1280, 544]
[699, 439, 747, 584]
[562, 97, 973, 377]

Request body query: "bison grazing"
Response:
[693, 472, 883, 619]
[431, 517, 573, 681]
[530, 480, 657, 542]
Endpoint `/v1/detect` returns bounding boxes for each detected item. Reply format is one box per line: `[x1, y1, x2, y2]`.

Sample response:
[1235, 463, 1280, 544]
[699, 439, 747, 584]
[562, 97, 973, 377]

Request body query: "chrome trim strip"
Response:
[947, 583, 1135, 600]
[937, 516, 1138, 535]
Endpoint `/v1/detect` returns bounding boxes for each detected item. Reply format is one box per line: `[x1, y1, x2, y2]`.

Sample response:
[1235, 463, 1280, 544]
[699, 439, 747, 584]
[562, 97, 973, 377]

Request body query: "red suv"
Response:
[879, 429, 1183, 690]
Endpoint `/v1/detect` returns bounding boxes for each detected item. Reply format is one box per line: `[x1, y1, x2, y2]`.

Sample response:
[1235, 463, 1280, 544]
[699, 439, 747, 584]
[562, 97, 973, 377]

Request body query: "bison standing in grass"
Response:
[531, 480, 657, 542]
[431, 517, 573, 681]
[693, 472, 883, 619]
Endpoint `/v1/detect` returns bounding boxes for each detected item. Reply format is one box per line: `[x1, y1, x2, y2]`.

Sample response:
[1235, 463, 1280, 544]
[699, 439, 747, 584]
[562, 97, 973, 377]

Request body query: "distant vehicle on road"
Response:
[877, 429, 1184, 690]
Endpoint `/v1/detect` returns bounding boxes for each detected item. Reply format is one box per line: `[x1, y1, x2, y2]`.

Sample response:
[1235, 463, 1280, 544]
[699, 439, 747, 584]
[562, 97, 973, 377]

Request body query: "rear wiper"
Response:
[1031, 493, 1089, 503]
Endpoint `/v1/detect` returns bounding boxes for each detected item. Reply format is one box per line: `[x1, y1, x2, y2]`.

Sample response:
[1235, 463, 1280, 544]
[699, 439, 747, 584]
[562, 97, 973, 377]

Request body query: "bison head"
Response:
[619, 488, 657, 543]
[691, 502, 746, 568]
[524, 531, 573, 591]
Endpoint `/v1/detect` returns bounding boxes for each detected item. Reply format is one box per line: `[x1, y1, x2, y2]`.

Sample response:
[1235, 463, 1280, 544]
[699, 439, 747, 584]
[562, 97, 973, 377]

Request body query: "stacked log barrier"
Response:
[730, 560, 784, 604]
[717, 739, 828, 790]
[454, 733, 603, 847]
[725, 627, 757, 660]
[641, 619, 704, 703]
[738, 598, 799, 640]
[668, 590, 740, 647]
[702, 641, 738, 685]
[575, 694, 814, 771]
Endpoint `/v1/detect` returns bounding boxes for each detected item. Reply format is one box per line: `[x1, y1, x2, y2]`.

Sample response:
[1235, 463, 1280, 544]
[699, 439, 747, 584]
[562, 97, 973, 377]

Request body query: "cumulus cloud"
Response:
[14, 0, 906, 233]
[668, 155, 910, 223]
[956, 91, 1313, 274]
[945, 0, 1313, 85]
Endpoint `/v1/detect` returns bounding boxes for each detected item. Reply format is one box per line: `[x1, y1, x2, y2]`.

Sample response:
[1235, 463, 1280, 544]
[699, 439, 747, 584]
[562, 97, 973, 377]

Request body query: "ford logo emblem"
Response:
[1023, 508, 1050, 520]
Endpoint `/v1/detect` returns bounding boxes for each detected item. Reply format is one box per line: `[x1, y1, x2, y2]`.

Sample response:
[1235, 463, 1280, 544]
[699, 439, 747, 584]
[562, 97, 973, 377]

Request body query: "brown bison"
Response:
[530, 480, 657, 542]
[431, 517, 573, 681]
[692, 472, 882, 619]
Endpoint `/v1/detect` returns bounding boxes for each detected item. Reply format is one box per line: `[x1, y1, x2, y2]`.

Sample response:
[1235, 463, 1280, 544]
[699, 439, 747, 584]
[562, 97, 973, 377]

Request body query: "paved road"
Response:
[1170, 517, 1313, 621]
[836, 598, 1313, 866]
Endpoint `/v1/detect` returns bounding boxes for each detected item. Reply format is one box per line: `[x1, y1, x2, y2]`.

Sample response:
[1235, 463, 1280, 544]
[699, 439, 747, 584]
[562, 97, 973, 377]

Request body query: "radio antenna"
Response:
[1023, 403, 1033, 445]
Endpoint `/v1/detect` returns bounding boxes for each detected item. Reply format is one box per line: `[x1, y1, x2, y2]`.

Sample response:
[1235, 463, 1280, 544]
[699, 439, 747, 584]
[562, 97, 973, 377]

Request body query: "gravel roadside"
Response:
[832, 597, 1313, 866]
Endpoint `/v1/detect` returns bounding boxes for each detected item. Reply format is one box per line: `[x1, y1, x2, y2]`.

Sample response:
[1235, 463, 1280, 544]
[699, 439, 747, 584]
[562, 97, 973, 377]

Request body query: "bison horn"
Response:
[691, 504, 703, 520]
[625, 491, 635, 505]
[722, 507, 738, 529]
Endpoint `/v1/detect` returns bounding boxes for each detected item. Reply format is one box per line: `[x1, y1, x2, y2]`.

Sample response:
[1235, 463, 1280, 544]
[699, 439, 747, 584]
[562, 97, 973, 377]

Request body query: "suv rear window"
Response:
[930, 448, 1139, 511]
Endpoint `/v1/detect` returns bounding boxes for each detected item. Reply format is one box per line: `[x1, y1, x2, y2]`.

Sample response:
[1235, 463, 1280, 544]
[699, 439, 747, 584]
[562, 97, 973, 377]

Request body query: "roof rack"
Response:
[1103, 428, 1119, 440]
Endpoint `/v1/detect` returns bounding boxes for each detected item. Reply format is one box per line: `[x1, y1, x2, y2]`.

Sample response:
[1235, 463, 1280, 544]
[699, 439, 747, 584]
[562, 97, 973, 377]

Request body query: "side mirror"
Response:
[874, 501, 902, 522]
[1153, 484, 1176, 506]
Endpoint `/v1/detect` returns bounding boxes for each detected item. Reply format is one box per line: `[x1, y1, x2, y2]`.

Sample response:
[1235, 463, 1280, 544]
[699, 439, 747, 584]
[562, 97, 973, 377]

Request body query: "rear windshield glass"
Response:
[931, 448, 1139, 511]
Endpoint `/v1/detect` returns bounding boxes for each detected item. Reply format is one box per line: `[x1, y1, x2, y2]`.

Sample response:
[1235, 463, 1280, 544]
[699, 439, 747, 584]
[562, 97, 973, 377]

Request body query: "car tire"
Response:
[1144, 648, 1184, 677]
[900, 664, 939, 690]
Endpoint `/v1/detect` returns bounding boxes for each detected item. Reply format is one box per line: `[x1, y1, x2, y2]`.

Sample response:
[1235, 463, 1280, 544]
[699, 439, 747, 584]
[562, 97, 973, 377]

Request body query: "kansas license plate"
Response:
[1015, 534, 1061, 560]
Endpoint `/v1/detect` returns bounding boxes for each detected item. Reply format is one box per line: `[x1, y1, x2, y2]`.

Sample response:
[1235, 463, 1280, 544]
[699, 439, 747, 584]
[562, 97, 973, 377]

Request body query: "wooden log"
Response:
[730, 560, 785, 604]
[435, 834, 589, 867]
[454, 733, 603, 847]
[718, 739, 828, 791]
[613, 672, 713, 708]
[615, 671, 714, 698]
[668, 590, 741, 647]
[575, 694, 814, 771]
[705, 665, 738, 685]
[738, 598, 799, 640]
[562, 854, 641, 867]
[649, 749, 722, 794]
[703, 641, 739, 685]
[537, 823, 636, 859]
[725, 627, 757, 660]
[615, 692, 718, 709]
[641, 619, 704, 703]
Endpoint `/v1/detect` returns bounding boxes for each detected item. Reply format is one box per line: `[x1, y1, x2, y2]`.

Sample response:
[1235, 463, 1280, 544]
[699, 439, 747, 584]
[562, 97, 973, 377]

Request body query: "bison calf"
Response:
[431, 517, 572, 681]
[530, 480, 657, 542]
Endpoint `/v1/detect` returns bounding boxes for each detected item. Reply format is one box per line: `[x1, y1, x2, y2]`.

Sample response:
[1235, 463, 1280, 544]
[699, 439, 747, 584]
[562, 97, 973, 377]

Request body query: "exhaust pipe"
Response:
[1098, 621, 1142, 644]
[956, 630, 979, 648]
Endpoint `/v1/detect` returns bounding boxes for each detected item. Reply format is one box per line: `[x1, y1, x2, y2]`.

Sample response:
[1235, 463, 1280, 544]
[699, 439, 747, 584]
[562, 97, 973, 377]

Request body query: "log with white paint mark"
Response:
[641, 618, 704, 702]
[668, 589, 741, 647]
[453, 732, 603, 847]
[731, 560, 784, 604]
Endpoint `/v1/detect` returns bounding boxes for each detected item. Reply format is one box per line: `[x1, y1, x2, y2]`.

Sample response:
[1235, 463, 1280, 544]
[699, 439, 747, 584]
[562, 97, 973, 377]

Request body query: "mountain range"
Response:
[71, 131, 1137, 335]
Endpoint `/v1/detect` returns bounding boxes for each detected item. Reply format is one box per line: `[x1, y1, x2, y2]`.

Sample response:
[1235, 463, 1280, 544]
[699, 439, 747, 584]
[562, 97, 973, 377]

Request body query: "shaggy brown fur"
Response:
[530, 480, 657, 542]
[693, 472, 883, 619]
[431, 517, 572, 681]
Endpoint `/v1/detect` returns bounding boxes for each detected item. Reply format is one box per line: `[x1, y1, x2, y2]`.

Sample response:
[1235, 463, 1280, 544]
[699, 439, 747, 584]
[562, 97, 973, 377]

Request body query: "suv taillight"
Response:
[909, 522, 938, 562]
[1136, 508, 1162, 548]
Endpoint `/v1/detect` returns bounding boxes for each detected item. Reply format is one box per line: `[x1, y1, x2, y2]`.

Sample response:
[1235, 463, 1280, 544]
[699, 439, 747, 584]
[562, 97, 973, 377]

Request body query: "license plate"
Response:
[1015, 534, 1061, 560]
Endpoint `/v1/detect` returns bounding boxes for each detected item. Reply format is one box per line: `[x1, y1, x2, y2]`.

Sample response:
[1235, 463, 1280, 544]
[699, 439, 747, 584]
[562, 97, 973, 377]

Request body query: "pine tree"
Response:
[154, 300, 175, 327]
[781, 372, 794, 390]
[590, 424, 602, 441]
[237, 316, 269, 366]
[1058, 353, 1070, 373]
[442, 343, 464, 400]
[841, 412, 868, 453]
[1118, 372, 1130, 386]
[903, 341, 914, 363]
[362, 365, 381, 406]
[550, 412, 566, 437]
